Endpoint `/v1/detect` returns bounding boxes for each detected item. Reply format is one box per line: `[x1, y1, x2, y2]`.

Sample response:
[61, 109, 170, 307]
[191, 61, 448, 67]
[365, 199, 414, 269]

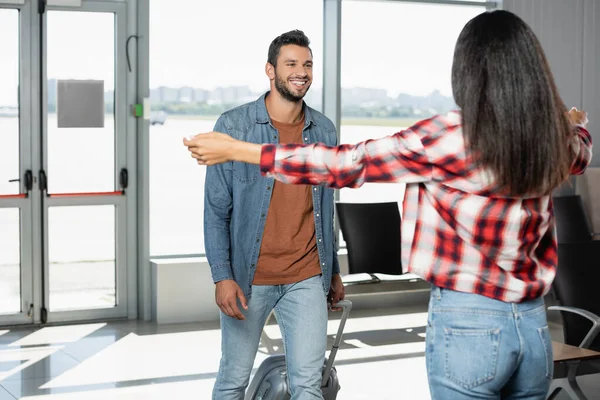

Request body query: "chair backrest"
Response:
[555, 241, 600, 350]
[336, 202, 403, 276]
[553, 195, 593, 243]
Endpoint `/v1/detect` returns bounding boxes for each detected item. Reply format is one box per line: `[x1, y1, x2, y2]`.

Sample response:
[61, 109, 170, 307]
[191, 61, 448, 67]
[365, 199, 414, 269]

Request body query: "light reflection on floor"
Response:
[0, 305, 595, 399]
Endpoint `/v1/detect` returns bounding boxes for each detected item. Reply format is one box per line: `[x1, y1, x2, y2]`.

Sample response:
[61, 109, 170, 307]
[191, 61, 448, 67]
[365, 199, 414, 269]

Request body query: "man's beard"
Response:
[274, 73, 310, 103]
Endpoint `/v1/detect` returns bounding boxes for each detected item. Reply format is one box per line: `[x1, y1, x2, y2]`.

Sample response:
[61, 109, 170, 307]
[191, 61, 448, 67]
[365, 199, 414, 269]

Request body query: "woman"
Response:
[184, 10, 592, 400]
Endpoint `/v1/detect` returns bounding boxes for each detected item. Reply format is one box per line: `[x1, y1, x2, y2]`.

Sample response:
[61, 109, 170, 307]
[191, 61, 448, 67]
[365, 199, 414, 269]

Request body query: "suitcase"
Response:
[245, 299, 353, 400]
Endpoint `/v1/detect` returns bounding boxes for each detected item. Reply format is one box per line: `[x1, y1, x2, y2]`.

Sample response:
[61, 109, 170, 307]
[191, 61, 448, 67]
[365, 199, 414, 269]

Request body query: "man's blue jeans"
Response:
[426, 286, 553, 399]
[213, 275, 327, 400]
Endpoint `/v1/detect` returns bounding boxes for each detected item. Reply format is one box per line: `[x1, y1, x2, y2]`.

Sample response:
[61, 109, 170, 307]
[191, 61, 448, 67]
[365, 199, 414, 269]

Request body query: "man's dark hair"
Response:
[267, 30, 312, 67]
[452, 10, 573, 196]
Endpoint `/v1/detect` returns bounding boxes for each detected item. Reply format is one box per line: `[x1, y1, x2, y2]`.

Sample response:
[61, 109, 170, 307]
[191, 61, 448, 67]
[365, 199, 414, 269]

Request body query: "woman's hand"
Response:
[183, 132, 236, 166]
[568, 107, 588, 128]
[183, 132, 263, 166]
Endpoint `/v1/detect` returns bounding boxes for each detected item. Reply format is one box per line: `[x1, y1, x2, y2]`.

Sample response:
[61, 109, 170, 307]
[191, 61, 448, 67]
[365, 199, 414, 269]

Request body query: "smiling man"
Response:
[204, 30, 344, 400]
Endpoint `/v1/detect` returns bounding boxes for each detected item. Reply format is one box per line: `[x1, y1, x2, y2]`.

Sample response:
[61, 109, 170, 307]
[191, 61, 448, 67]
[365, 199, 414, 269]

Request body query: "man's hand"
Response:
[328, 274, 345, 311]
[568, 107, 588, 128]
[215, 279, 248, 320]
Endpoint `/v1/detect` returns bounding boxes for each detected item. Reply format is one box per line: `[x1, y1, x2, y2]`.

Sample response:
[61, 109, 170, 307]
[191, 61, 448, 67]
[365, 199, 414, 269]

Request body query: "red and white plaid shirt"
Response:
[259, 111, 593, 302]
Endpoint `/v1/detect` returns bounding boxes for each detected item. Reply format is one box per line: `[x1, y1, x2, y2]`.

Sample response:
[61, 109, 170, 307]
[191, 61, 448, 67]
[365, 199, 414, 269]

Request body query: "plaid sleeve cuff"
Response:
[577, 126, 592, 145]
[260, 144, 277, 175]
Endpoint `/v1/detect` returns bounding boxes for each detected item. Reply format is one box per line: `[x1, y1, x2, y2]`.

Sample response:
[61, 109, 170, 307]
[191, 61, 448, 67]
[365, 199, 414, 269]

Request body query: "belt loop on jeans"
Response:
[511, 302, 519, 317]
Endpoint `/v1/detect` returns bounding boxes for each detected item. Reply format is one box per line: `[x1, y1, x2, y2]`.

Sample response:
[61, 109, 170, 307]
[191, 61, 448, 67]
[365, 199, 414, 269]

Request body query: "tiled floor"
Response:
[0, 304, 598, 399]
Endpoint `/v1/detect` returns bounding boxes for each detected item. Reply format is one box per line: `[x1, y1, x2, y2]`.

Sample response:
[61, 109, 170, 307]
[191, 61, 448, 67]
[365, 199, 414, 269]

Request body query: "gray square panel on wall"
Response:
[57, 79, 105, 128]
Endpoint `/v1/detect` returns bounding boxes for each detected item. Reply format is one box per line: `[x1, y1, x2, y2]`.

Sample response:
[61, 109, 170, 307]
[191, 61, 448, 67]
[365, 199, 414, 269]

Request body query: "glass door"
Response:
[0, 0, 133, 327]
[0, 2, 35, 326]
[39, 1, 129, 323]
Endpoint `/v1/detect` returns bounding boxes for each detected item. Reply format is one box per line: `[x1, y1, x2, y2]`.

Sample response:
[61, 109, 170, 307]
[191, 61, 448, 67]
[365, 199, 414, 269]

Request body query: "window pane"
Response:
[149, 0, 323, 256]
[0, 208, 21, 315]
[48, 206, 116, 311]
[339, 1, 485, 245]
[0, 9, 20, 196]
[46, 11, 116, 194]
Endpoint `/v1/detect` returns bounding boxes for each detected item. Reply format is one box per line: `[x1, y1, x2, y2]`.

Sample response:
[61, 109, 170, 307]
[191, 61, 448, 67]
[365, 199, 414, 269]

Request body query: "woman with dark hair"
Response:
[184, 10, 592, 399]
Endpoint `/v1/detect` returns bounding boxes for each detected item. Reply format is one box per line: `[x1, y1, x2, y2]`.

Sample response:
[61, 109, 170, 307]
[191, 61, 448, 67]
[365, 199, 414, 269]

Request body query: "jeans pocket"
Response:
[444, 327, 500, 389]
[537, 326, 554, 380]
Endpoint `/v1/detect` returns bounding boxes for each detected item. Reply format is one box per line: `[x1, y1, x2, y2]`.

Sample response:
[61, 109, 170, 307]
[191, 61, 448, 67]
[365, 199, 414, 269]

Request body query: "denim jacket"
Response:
[203, 92, 340, 298]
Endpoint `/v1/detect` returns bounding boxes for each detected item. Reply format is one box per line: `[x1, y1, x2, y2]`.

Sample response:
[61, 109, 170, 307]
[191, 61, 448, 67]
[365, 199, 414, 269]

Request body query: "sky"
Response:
[0, 9, 115, 106]
[148, 0, 484, 97]
[0, 0, 487, 106]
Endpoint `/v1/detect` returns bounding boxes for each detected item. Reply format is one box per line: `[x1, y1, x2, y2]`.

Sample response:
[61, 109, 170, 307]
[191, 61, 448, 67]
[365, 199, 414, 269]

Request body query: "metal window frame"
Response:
[323, 0, 499, 251]
[135, 0, 501, 320]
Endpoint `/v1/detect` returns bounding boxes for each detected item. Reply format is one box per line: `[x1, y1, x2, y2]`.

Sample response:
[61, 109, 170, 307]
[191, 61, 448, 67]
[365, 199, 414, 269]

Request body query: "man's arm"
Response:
[323, 128, 344, 308]
[332, 221, 340, 275]
[204, 116, 248, 320]
[204, 116, 234, 282]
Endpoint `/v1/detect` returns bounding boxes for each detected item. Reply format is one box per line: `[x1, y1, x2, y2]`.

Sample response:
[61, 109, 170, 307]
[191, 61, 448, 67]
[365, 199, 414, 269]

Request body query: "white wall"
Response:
[504, 0, 600, 220]
[504, 0, 600, 169]
[150, 254, 350, 324]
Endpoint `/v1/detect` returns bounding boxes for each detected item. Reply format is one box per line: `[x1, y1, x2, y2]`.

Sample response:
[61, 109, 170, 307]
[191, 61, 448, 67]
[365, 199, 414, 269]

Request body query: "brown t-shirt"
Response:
[253, 117, 322, 285]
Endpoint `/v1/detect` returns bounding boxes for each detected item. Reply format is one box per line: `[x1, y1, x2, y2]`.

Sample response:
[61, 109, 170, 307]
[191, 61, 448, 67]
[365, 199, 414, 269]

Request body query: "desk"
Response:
[548, 341, 600, 400]
[553, 341, 600, 363]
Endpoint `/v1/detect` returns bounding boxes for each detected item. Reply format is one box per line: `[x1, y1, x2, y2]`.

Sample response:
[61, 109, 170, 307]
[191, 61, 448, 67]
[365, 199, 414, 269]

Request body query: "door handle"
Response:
[39, 170, 47, 192]
[7, 170, 33, 196]
[24, 170, 33, 191]
[120, 168, 128, 189]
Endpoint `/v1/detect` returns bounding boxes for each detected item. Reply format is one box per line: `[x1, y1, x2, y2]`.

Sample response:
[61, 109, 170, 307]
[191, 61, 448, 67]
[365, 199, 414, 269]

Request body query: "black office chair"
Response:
[546, 241, 600, 399]
[336, 202, 426, 289]
[553, 195, 593, 243]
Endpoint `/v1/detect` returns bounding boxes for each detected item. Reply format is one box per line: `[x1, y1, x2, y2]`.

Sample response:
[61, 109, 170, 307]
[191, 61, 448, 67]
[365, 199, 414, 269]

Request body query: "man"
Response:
[203, 30, 345, 400]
